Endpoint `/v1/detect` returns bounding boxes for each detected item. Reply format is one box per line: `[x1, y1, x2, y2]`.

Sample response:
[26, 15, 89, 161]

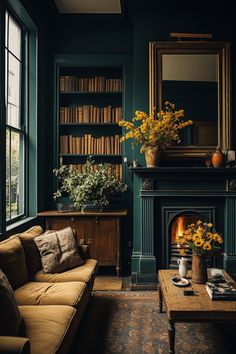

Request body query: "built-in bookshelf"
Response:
[57, 66, 123, 180]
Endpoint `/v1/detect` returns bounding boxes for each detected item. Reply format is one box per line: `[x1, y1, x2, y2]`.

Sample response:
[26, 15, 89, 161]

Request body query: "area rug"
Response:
[70, 291, 236, 354]
[92, 276, 122, 291]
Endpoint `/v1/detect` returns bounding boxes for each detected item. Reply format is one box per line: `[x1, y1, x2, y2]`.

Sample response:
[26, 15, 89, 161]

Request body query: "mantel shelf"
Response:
[130, 167, 236, 180]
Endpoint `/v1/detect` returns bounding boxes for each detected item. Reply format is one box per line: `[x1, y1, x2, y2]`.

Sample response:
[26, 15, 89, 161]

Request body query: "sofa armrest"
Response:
[0, 336, 30, 354]
[77, 244, 91, 259]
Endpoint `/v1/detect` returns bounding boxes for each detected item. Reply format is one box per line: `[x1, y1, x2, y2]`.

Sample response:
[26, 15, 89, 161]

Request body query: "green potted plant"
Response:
[53, 157, 127, 211]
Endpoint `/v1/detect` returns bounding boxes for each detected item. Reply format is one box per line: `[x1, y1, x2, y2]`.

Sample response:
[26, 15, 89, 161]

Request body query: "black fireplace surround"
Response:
[130, 167, 236, 288]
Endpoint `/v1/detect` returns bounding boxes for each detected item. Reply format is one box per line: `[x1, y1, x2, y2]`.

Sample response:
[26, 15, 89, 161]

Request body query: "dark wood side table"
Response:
[38, 209, 127, 276]
[158, 269, 236, 354]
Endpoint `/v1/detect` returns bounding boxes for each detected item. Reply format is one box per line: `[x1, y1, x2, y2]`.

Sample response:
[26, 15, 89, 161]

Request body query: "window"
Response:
[0, 0, 37, 235]
[5, 10, 26, 223]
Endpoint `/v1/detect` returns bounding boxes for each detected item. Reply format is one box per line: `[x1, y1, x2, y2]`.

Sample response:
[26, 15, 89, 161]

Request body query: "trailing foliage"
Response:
[53, 157, 127, 211]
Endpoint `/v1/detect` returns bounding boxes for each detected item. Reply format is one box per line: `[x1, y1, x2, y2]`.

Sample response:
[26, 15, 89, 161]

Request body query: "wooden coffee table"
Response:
[158, 269, 236, 354]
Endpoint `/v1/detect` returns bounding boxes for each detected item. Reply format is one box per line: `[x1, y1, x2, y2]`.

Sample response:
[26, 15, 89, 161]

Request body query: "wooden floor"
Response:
[92, 276, 122, 291]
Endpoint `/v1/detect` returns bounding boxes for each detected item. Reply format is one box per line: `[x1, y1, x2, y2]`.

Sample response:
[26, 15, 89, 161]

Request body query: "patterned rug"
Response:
[70, 291, 236, 354]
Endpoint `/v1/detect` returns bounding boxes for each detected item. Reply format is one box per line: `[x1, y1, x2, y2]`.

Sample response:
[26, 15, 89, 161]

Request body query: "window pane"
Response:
[5, 49, 8, 107]
[7, 53, 20, 127]
[8, 15, 21, 59]
[7, 104, 19, 129]
[6, 129, 10, 221]
[5, 12, 8, 48]
[6, 130, 24, 221]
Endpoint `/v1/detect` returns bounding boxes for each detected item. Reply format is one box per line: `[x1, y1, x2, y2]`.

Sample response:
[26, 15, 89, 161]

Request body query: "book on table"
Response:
[205, 269, 236, 300]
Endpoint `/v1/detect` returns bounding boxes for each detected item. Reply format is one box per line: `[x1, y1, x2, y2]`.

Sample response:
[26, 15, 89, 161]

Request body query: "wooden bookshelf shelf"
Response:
[60, 154, 122, 157]
[60, 91, 122, 95]
[60, 123, 121, 126]
[56, 65, 123, 181]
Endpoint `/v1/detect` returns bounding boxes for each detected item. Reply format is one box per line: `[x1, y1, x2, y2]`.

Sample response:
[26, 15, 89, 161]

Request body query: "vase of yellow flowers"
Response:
[176, 220, 223, 283]
[118, 101, 192, 167]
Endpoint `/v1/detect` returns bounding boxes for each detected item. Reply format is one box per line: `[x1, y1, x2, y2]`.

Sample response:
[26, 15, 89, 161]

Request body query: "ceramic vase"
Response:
[191, 254, 207, 283]
[144, 146, 161, 167]
[177, 257, 188, 278]
[212, 146, 224, 168]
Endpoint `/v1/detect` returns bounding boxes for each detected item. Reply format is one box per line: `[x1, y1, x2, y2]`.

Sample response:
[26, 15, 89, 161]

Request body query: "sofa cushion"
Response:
[0, 269, 22, 336]
[34, 227, 84, 274]
[19, 305, 78, 354]
[19, 227, 51, 276]
[15, 281, 86, 308]
[0, 236, 28, 289]
[32, 258, 98, 284]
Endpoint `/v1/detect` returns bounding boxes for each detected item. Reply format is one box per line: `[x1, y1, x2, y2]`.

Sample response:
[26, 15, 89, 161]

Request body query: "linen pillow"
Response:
[0, 236, 28, 290]
[19, 227, 53, 276]
[0, 269, 22, 336]
[34, 227, 84, 274]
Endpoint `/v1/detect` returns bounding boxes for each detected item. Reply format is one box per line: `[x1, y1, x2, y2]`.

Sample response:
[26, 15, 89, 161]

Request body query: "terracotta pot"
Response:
[191, 254, 207, 284]
[144, 147, 161, 167]
[212, 147, 224, 168]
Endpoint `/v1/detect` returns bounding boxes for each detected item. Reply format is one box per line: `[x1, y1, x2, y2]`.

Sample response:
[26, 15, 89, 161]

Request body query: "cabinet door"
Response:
[84, 217, 118, 266]
[45, 216, 85, 244]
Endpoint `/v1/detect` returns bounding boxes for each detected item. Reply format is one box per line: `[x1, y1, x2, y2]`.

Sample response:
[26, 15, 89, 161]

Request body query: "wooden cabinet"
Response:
[37, 210, 127, 276]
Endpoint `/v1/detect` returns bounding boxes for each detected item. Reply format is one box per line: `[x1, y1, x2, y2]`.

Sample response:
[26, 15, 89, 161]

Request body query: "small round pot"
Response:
[144, 147, 161, 167]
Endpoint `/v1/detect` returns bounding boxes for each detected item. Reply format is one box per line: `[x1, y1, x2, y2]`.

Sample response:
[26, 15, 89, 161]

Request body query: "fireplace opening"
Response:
[170, 212, 206, 267]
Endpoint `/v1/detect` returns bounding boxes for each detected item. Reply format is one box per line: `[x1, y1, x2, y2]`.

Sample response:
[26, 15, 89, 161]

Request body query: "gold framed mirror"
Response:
[149, 41, 231, 159]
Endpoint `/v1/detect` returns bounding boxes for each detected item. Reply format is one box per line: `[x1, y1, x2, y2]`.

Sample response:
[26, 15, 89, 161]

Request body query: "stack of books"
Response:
[205, 269, 236, 301]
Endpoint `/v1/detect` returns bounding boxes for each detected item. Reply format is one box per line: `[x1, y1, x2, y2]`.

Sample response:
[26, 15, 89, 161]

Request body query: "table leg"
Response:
[159, 285, 163, 313]
[168, 320, 175, 354]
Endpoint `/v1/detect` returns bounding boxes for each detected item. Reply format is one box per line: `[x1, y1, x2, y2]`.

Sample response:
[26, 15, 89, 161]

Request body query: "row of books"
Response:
[60, 105, 122, 124]
[60, 75, 122, 92]
[60, 134, 121, 155]
[205, 269, 236, 300]
[67, 163, 122, 181]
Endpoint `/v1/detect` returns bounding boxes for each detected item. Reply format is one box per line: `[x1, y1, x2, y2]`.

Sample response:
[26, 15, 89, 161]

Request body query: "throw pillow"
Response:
[0, 236, 28, 290]
[0, 269, 22, 336]
[34, 227, 84, 274]
[19, 228, 53, 276]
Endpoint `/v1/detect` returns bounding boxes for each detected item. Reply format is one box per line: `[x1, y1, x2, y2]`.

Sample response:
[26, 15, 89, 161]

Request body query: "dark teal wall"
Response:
[16, 1, 236, 272]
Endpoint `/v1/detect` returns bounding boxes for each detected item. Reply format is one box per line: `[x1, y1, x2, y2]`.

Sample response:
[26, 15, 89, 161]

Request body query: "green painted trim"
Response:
[7, 0, 37, 30]
[0, 2, 6, 235]
[28, 28, 38, 217]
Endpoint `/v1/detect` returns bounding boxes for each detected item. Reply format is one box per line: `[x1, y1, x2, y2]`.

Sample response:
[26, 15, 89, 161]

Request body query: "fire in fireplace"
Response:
[170, 213, 205, 267]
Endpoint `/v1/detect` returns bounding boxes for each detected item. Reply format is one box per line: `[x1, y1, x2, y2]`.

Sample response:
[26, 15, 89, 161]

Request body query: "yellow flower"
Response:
[118, 101, 192, 153]
[194, 239, 204, 247]
[203, 242, 212, 251]
[176, 220, 223, 256]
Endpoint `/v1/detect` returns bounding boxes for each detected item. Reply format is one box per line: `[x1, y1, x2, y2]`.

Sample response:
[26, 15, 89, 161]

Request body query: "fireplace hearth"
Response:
[130, 166, 236, 288]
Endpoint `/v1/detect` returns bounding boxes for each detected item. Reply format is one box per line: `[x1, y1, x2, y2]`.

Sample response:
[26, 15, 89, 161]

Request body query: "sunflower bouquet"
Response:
[118, 101, 193, 153]
[176, 220, 223, 256]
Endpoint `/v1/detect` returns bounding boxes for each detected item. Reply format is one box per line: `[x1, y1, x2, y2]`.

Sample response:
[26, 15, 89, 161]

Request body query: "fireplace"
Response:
[131, 166, 236, 288]
[163, 208, 215, 268]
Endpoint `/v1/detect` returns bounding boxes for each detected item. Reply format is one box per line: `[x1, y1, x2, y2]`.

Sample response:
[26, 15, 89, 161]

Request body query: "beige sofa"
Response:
[0, 225, 98, 354]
